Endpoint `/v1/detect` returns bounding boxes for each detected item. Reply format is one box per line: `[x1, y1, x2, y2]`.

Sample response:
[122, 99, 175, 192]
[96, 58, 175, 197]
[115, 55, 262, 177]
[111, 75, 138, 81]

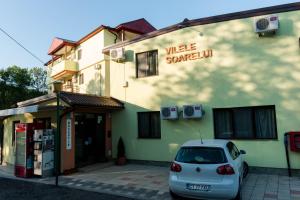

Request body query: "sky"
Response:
[0, 0, 297, 69]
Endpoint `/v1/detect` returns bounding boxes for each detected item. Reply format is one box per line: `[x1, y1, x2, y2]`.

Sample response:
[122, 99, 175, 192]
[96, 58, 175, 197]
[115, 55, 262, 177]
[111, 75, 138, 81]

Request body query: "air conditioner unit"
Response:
[110, 48, 125, 62]
[254, 15, 279, 34]
[183, 104, 203, 119]
[161, 106, 178, 120]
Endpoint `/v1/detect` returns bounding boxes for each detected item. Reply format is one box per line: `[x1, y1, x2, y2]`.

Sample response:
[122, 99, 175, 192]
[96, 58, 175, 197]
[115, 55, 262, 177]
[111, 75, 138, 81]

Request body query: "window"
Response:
[226, 142, 240, 160]
[213, 105, 277, 139]
[175, 147, 227, 164]
[137, 112, 161, 138]
[136, 50, 158, 78]
[12, 121, 20, 146]
[77, 49, 82, 60]
[79, 73, 84, 85]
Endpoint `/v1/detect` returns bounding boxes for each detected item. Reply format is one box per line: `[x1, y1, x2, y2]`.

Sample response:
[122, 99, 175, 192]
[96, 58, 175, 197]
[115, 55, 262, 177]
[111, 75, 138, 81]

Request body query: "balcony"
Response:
[63, 84, 79, 93]
[51, 60, 78, 80]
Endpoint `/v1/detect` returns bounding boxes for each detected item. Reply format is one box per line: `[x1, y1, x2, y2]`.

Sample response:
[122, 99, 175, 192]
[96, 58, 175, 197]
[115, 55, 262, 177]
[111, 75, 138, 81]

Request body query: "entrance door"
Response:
[75, 113, 106, 168]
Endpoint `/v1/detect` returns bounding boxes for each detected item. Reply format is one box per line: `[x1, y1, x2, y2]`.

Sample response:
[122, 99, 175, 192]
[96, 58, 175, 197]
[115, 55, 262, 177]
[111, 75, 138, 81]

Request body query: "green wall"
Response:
[110, 10, 300, 169]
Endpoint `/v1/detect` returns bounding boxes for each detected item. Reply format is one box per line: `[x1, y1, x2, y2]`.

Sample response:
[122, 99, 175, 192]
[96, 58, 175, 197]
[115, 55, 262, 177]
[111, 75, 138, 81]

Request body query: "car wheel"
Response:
[169, 190, 181, 200]
[243, 161, 249, 178]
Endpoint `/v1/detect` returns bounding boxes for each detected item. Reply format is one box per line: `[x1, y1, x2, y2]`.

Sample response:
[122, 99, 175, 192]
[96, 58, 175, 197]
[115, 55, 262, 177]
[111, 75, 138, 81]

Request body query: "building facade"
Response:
[1, 3, 300, 174]
[0, 19, 155, 173]
[104, 4, 300, 170]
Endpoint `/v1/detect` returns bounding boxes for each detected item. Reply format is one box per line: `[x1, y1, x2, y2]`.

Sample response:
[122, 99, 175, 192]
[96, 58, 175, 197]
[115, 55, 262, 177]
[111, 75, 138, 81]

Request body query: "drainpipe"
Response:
[107, 28, 118, 44]
[121, 30, 125, 42]
[284, 132, 292, 177]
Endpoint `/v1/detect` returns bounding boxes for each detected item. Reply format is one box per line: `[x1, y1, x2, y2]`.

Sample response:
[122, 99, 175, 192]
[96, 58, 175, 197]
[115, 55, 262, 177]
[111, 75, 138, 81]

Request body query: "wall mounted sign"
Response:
[165, 43, 213, 64]
[66, 113, 72, 150]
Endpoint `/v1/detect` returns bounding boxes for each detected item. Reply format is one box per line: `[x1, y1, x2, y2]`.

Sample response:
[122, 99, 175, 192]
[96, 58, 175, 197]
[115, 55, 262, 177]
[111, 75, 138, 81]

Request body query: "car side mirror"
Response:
[240, 150, 246, 154]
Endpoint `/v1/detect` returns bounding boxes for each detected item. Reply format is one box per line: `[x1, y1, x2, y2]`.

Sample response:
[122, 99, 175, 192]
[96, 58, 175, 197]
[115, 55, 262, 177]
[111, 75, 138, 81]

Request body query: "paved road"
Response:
[0, 177, 135, 200]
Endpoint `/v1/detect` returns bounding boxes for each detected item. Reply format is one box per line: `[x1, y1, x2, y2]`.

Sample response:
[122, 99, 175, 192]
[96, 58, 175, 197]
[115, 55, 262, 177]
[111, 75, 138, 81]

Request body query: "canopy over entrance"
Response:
[0, 91, 124, 118]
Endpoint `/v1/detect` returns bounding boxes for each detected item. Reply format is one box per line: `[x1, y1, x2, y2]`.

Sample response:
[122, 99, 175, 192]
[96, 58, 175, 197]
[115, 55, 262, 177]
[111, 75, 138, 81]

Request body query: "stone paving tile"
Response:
[54, 170, 300, 200]
[4, 164, 300, 200]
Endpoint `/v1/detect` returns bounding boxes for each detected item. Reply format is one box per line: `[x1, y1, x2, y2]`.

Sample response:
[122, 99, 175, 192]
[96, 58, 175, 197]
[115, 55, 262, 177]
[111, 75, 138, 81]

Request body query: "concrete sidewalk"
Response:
[2, 163, 300, 200]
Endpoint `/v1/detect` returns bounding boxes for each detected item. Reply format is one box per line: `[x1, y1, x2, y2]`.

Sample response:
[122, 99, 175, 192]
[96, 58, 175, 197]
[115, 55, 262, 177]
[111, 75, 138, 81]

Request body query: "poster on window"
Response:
[66, 114, 72, 150]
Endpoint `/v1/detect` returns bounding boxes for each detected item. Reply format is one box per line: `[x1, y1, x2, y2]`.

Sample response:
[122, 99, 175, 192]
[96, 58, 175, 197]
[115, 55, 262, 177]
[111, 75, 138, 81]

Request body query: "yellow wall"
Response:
[110, 11, 300, 169]
[48, 29, 119, 96]
[78, 60, 104, 95]
[77, 31, 105, 67]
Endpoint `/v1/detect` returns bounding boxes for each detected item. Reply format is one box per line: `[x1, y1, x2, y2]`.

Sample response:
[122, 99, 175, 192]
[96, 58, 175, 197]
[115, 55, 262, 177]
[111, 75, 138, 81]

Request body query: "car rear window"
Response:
[175, 147, 227, 164]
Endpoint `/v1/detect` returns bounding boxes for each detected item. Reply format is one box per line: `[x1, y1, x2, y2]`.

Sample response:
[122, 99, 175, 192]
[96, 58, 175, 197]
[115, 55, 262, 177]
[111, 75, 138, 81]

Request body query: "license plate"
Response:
[186, 183, 211, 191]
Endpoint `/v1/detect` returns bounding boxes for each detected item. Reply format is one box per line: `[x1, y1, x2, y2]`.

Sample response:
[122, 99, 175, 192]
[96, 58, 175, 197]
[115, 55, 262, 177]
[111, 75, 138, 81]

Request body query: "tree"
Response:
[0, 66, 47, 109]
[0, 65, 31, 87]
[29, 67, 47, 92]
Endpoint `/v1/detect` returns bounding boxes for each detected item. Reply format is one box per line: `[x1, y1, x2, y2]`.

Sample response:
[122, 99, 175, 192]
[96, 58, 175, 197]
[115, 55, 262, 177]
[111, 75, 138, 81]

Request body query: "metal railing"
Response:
[62, 84, 79, 93]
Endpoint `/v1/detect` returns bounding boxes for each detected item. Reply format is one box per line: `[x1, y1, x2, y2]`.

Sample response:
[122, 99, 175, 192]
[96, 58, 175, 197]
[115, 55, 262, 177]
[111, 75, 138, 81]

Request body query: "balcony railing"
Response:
[50, 60, 78, 80]
[62, 84, 79, 93]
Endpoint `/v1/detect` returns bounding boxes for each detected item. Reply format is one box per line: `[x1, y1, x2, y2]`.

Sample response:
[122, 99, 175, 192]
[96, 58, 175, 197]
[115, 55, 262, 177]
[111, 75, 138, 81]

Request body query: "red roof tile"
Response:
[46, 18, 156, 63]
[115, 18, 156, 34]
[48, 37, 76, 55]
[59, 91, 124, 108]
[17, 92, 124, 110]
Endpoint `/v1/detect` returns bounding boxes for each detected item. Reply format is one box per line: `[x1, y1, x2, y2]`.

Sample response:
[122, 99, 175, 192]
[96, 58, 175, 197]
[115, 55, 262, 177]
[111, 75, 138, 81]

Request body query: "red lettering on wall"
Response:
[190, 43, 197, 51]
[165, 47, 173, 55]
[165, 49, 213, 64]
[166, 57, 172, 64]
[165, 42, 213, 64]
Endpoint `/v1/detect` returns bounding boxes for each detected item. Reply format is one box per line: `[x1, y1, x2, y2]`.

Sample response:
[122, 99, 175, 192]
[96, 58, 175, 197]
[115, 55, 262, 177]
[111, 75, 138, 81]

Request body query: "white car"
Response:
[169, 139, 247, 200]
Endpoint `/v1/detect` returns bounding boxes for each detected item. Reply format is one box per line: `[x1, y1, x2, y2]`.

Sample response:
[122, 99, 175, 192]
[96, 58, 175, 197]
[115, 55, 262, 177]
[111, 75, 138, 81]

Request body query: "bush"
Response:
[117, 137, 125, 158]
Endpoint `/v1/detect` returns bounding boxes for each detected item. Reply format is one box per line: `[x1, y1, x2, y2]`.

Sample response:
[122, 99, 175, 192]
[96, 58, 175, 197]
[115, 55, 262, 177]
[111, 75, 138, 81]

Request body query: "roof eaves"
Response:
[109, 97, 125, 107]
[58, 94, 73, 106]
[116, 18, 156, 31]
[48, 41, 77, 55]
[55, 37, 76, 43]
[76, 25, 109, 44]
[102, 26, 174, 53]
[46, 25, 110, 64]
[17, 93, 56, 107]
[102, 2, 300, 53]
[44, 56, 59, 66]
[115, 26, 145, 34]
[58, 91, 124, 108]
[115, 18, 145, 27]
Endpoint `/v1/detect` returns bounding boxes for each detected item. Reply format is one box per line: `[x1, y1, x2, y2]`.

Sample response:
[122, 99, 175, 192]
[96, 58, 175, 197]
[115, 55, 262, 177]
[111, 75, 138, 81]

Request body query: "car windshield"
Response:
[175, 147, 227, 164]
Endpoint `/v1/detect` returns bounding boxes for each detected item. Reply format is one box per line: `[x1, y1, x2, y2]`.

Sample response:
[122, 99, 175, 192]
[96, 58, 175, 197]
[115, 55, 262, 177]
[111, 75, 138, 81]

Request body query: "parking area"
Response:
[2, 163, 300, 200]
[48, 164, 300, 200]
[56, 163, 170, 200]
